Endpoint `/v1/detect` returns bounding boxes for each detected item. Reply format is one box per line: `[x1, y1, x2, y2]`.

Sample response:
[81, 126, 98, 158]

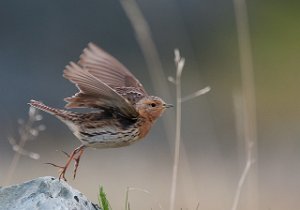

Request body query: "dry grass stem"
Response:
[120, 0, 171, 101]
[125, 187, 164, 210]
[180, 87, 211, 103]
[169, 50, 210, 210]
[169, 50, 184, 210]
[4, 107, 45, 186]
[231, 0, 258, 209]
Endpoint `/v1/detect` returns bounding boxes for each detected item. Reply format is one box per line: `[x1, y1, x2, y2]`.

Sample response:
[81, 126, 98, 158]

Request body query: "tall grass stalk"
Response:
[120, 0, 172, 104]
[169, 49, 184, 210]
[231, 0, 258, 209]
[169, 50, 210, 210]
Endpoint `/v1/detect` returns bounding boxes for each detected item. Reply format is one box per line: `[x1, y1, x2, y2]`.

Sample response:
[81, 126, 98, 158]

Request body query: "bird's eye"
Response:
[150, 103, 156, 107]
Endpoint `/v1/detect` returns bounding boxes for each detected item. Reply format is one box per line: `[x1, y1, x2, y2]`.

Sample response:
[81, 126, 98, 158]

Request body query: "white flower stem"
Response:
[169, 52, 184, 210]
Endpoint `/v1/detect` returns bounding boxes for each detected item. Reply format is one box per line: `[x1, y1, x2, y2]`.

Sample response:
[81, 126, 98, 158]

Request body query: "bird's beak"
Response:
[163, 104, 174, 108]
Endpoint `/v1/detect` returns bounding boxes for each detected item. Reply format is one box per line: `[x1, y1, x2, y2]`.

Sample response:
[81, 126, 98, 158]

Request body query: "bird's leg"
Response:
[73, 146, 85, 179]
[59, 145, 86, 181]
[60, 148, 85, 179]
[45, 145, 85, 181]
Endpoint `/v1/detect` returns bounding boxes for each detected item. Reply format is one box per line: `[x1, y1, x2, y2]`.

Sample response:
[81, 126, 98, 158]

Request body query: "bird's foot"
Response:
[45, 162, 68, 181]
[45, 145, 86, 181]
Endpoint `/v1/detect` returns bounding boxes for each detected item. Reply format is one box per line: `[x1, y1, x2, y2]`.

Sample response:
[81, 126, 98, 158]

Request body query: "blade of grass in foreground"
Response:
[98, 186, 112, 210]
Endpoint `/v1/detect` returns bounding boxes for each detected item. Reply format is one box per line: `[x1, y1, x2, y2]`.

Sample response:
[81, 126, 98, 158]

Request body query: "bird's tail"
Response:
[29, 100, 60, 115]
[29, 100, 73, 121]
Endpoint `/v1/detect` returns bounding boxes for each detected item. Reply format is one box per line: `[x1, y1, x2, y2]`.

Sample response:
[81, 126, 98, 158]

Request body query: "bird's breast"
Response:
[76, 125, 141, 148]
[135, 117, 153, 139]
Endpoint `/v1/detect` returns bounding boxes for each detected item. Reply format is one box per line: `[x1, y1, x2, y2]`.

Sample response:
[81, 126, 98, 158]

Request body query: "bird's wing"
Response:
[63, 62, 138, 118]
[78, 43, 148, 100]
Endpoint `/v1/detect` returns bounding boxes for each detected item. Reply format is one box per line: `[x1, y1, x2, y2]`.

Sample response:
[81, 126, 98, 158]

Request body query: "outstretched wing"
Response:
[63, 62, 138, 118]
[78, 43, 147, 103]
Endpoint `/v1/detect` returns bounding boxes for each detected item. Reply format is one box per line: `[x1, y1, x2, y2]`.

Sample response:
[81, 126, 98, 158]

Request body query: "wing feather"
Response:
[63, 62, 138, 118]
[78, 43, 147, 96]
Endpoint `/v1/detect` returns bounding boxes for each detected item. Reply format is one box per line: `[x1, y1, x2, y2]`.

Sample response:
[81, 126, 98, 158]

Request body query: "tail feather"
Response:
[29, 100, 62, 115]
[29, 100, 79, 133]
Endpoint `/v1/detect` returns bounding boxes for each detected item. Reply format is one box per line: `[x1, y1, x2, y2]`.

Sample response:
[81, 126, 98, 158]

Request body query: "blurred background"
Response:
[1, 0, 300, 209]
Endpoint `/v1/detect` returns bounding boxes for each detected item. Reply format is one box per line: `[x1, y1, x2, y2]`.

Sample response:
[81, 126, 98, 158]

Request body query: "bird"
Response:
[29, 43, 173, 181]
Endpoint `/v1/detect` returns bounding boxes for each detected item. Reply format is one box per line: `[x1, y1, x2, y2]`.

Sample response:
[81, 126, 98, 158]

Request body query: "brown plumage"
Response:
[29, 43, 172, 181]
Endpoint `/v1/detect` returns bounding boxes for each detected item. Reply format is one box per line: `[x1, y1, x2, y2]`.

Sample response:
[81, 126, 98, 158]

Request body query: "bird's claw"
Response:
[45, 162, 68, 181]
[45, 145, 86, 181]
[61, 150, 71, 158]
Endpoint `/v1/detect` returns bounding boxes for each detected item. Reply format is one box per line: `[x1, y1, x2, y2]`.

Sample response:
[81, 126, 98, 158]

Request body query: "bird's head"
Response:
[135, 96, 173, 122]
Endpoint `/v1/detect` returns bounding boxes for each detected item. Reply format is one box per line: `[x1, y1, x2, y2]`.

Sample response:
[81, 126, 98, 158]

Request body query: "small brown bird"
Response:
[29, 43, 172, 181]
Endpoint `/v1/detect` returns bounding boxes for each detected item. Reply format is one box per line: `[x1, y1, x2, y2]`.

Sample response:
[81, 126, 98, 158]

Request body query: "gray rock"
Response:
[0, 176, 101, 210]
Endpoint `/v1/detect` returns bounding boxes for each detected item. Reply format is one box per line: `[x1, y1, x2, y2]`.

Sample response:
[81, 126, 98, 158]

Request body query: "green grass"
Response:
[98, 186, 112, 210]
